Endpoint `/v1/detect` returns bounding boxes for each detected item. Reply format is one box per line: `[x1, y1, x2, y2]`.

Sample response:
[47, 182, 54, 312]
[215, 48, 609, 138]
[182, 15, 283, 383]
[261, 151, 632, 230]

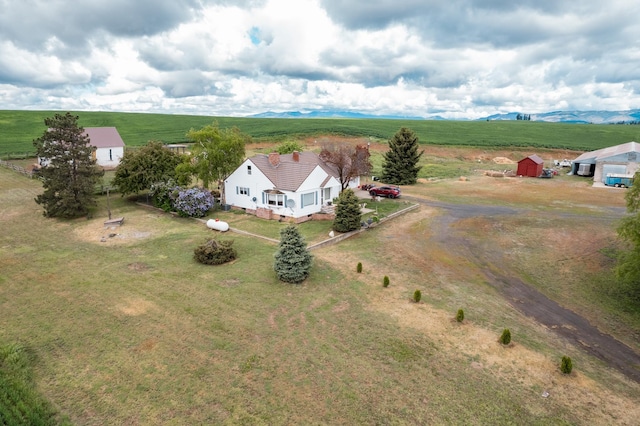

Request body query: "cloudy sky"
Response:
[1, 0, 639, 119]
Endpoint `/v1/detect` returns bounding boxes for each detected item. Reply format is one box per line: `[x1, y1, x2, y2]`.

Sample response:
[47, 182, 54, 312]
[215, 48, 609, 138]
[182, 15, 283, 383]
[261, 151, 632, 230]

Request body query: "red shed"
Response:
[517, 154, 544, 177]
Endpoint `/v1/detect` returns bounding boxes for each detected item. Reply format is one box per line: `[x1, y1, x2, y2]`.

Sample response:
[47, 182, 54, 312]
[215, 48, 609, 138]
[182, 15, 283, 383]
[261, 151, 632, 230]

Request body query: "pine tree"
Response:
[274, 225, 313, 284]
[333, 188, 361, 232]
[33, 112, 103, 218]
[381, 127, 423, 185]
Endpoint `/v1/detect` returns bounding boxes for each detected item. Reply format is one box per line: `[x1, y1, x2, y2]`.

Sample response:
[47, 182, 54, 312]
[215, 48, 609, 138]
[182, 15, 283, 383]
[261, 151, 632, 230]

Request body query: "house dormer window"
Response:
[247, 165, 252, 175]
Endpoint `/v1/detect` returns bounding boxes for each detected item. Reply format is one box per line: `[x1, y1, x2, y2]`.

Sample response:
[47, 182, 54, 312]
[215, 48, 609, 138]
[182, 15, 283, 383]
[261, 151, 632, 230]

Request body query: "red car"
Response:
[369, 186, 401, 198]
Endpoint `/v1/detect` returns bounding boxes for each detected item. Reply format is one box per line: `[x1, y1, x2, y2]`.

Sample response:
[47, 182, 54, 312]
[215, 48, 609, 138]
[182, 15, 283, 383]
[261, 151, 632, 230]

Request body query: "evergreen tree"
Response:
[274, 225, 313, 284]
[380, 127, 423, 185]
[33, 112, 103, 218]
[333, 188, 361, 232]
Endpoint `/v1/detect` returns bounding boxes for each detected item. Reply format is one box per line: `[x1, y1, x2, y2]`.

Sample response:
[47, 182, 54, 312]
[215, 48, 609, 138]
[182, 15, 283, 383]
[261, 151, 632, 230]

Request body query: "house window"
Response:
[238, 187, 249, 196]
[267, 193, 284, 206]
[109, 149, 113, 161]
[247, 165, 252, 175]
[301, 192, 315, 208]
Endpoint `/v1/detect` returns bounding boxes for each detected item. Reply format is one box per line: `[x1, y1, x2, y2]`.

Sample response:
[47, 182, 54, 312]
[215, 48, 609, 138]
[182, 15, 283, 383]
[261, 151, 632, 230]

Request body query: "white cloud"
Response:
[0, 0, 639, 118]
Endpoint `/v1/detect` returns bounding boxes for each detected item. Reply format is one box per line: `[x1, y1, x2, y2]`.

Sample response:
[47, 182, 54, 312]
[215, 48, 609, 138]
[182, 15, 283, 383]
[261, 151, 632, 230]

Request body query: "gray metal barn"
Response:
[571, 141, 640, 183]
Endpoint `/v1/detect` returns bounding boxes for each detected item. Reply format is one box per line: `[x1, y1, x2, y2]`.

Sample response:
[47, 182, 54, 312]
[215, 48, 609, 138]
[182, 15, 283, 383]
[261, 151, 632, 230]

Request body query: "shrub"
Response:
[194, 239, 237, 265]
[150, 180, 181, 212]
[456, 308, 464, 322]
[560, 356, 573, 374]
[357, 262, 363, 273]
[383, 276, 390, 287]
[499, 328, 511, 345]
[174, 187, 216, 218]
[413, 290, 421, 303]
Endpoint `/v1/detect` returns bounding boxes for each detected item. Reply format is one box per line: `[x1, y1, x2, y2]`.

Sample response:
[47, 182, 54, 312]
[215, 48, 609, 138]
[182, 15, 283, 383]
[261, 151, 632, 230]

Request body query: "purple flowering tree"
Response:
[173, 187, 216, 218]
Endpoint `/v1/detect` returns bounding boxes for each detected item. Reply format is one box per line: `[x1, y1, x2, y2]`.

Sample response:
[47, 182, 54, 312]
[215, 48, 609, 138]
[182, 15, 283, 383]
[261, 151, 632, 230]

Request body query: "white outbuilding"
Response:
[85, 127, 125, 169]
[37, 127, 125, 169]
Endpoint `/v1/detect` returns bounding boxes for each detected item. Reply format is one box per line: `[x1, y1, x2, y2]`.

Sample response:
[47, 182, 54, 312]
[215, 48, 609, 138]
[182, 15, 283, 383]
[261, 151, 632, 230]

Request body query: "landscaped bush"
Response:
[413, 290, 421, 303]
[383, 276, 390, 287]
[499, 328, 511, 345]
[456, 309, 464, 322]
[149, 180, 181, 212]
[357, 262, 362, 273]
[560, 356, 573, 374]
[193, 239, 237, 265]
[174, 187, 216, 218]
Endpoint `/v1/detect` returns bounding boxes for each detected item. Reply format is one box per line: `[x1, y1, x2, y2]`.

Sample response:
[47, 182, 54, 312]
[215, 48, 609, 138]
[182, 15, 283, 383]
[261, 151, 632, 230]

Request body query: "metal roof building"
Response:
[571, 141, 640, 183]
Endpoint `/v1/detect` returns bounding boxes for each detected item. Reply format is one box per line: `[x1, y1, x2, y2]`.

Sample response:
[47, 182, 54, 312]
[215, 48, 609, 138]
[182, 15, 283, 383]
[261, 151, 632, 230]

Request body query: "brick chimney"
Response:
[268, 152, 280, 166]
[292, 151, 300, 162]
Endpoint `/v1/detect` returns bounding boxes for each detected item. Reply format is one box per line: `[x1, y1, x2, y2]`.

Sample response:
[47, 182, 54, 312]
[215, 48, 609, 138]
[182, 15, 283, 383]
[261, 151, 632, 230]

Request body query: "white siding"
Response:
[224, 160, 343, 218]
[224, 159, 272, 210]
[95, 146, 124, 168]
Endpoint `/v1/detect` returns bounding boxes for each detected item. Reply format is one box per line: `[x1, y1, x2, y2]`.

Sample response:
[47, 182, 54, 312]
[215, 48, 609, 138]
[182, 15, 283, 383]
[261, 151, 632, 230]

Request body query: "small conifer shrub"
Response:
[383, 276, 390, 287]
[456, 309, 464, 323]
[560, 356, 573, 374]
[499, 328, 511, 345]
[357, 262, 363, 273]
[273, 225, 313, 284]
[413, 289, 421, 303]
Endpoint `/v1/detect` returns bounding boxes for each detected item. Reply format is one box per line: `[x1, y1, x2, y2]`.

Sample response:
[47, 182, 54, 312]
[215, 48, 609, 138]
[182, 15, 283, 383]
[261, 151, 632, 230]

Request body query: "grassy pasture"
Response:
[2, 110, 640, 157]
[2, 161, 640, 424]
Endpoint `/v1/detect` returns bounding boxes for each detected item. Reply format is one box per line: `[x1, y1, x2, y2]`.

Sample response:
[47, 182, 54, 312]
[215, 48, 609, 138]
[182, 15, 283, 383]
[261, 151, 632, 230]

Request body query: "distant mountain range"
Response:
[250, 109, 640, 124]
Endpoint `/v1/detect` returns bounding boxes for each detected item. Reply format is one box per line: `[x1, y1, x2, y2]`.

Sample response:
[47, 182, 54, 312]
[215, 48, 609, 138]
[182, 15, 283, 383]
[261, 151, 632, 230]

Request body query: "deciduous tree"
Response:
[319, 142, 371, 191]
[615, 175, 640, 301]
[186, 122, 249, 203]
[381, 127, 423, 185]
[274, 225, 313, 284]
[276, 140, 303, 154]
[112, 141, 185, 196]
[33, 112, 103, 218]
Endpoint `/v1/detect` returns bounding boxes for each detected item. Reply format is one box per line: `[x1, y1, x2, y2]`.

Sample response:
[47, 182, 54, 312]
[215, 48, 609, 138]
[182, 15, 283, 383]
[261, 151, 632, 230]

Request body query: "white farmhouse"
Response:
[224, 151, 360, 222]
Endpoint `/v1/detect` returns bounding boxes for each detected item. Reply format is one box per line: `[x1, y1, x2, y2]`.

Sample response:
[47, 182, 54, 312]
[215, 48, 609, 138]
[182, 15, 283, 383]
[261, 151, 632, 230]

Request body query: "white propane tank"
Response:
[206, 219, 229, 232]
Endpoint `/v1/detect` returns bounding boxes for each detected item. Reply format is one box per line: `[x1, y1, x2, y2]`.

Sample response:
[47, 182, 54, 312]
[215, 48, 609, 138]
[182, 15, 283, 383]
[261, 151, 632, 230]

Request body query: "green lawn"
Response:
[1, 161, 639, 424]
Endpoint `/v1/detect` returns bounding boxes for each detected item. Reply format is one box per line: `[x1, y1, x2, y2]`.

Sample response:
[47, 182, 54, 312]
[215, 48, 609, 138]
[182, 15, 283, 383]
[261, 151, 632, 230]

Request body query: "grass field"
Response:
[2, 153, 640, 424]
[2, 110, 640, 157]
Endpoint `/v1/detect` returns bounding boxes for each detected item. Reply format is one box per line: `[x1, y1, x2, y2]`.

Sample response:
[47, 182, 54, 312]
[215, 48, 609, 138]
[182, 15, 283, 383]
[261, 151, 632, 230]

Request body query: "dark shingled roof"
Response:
[250, 152, 339, 191]
[83, 127, 125, 148]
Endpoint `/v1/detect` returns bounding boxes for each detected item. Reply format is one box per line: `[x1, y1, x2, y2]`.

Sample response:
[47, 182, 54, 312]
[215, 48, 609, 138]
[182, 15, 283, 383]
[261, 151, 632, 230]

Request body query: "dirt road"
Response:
[406, 195, 640, 384]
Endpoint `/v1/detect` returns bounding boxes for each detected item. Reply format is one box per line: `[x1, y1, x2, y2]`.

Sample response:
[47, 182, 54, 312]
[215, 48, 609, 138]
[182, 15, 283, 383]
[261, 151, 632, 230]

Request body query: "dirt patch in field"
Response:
[116, 297, 156, 316]
[72, 212, 165, 245]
